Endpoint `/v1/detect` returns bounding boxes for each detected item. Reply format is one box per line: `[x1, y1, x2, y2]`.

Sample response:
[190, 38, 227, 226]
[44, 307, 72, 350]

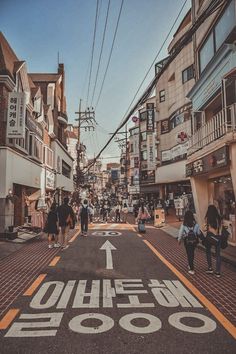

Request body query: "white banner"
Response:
[147, 134, 155, 170]
[161, 141, 189, 162]
[7, 92, 26, 139]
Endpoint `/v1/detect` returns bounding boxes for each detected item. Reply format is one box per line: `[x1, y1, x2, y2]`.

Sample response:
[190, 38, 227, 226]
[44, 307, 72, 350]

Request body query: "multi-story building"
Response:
[0, 32, 73, 234]
[186, 0, 236, 245]
[138, 97, 157, 201]
[155, 9, 194, 203]
[128, 122, 140, 202]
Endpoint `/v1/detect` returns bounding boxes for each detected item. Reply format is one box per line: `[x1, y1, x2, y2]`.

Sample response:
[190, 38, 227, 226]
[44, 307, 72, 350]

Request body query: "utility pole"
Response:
[111, 126, 129, 198]
[75, 100, 96, 189]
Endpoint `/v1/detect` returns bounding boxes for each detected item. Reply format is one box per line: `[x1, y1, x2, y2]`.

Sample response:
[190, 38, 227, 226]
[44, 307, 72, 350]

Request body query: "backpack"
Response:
[185, 226, 198, 246]
[81, 206, 88, 218]
[221, 226, 230, 249]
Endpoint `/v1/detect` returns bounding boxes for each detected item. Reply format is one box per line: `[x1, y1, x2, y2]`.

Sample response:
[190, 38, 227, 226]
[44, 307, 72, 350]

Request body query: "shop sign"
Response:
[161, 142, 188, 162]
[46, 170, 55, 189]
[186, 146, 229, 177]
[160, 119, 169, 134]
[147, 134, 155, 170]
[134, 157, 139, 168]
[6, 92, 26, 139]
[176, 131, 188, 144]
[146, 107, 154, 132]
[26, 114, 43, 139]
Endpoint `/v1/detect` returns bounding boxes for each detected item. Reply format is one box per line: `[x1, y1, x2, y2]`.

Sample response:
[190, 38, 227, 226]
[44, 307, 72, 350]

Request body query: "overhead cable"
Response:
[94, 0, 124, 110]
[83, 0, 227, 173]
[91, 0, 111, 107]
[86, 0, 100, 106]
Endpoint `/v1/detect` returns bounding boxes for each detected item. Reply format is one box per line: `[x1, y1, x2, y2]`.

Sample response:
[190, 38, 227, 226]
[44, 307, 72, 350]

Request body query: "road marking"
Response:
[0, 309, 20, 329]
[23, 274, 47, 296]
[49, 256, 60, 267]
[137, 233, 143, 238]
[169, 312, 217, 334]
[69, 228, 80, 243]
[143, 239, 236, 339]
[119, 313, 162, 334]
[100, 241, 117, 269]
[91, 231, 122, 237]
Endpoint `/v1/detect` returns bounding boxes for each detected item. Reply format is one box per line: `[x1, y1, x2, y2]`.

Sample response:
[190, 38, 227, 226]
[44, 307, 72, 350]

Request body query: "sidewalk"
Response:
[127, 212, 236, 268]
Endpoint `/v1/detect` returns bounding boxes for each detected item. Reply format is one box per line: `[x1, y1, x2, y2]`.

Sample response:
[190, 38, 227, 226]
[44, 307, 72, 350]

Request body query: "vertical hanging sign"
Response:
[7, 92, 26, 139]
[146, 103, 154, 132]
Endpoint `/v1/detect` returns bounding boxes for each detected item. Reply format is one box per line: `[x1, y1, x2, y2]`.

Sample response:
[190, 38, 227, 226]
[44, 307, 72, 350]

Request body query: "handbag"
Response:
[221, 226, 230, 249]
[206, 232, 220, 246]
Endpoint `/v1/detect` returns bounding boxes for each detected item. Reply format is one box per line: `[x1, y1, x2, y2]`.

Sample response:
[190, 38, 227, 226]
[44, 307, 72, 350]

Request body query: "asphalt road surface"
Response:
[0, 223, 235, 354]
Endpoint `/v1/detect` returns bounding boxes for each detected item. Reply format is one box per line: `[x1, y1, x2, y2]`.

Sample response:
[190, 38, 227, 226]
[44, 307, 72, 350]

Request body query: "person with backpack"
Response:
[202, 204, 223, 278]
[57, 197, 75, 250]
[178, 210, 201, 275]
[78, 199, 91, 236]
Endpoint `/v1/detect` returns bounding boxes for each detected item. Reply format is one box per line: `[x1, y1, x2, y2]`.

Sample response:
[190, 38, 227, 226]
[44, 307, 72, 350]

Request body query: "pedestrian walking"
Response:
[136, 202, 150, 232]
[44, 203, 60, 249]
[202, 204, 223, 278]
[115, 203, 121, 222]
[178, 210, 201, 275]
[57, 197, 75, 250]
[122, 203, 128, 223]
[78, 199, 90, 236]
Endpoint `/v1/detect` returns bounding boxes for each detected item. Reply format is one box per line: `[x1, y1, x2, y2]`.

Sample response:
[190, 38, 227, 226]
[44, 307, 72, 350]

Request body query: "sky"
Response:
[0, 0, 191, 162]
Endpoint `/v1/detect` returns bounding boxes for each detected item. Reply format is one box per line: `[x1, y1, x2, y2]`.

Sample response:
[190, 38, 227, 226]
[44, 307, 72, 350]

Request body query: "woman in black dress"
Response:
[45, 203, 59, 248]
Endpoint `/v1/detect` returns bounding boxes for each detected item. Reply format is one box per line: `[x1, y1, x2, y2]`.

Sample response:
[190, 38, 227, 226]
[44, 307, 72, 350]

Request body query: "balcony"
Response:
[58, 111, 68, 125]
[188, 103, 236, 156]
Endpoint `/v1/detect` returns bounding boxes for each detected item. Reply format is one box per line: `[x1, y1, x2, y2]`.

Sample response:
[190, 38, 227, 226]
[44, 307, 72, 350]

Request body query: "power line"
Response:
[91, 0, 111, 107]
[86, 0, 100, 107]
[94, 0, 124, 110]
[84, 0, 226, 173]
[119, 0, 188, 126]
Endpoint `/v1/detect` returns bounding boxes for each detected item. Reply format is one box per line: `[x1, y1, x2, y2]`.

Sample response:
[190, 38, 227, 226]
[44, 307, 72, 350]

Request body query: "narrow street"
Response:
[0, 222, 235, 354]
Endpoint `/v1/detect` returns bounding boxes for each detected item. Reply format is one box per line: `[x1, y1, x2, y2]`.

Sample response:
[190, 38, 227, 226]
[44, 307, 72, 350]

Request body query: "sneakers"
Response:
[215, 273, 221, 278]
[54, 243, 61, 248]
[188, 270, 195, 275]
[48, 244, 53, 249]
[62, 245, 69, 250]
[206, 268, 214, 274]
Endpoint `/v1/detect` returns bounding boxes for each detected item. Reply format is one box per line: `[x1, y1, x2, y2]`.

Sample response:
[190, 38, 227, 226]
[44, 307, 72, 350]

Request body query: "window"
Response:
[199, 32, 214, 73]
[44, 146, 54, 168]
[130, 144, 134, 153]
[62, 160, 71, 178]
[34, 136, 43, 161]
[159, 90, 165, 102]
[215, 1, 235, 51]
[182, 65, 194, 83]
[8, 128, 29, 153]
[140, 131, 147, 141]
[199, 1, 235, 74]
[141, 150, 147, 161]
[170, 113, 184, 129]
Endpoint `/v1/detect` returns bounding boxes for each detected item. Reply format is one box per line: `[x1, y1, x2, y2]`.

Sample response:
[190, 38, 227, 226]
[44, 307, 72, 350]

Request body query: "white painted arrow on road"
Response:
[100, 240, 117, 269]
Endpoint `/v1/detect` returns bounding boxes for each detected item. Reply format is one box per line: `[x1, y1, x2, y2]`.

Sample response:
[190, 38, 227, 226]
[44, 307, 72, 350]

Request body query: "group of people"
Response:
[45, 197, 227, 278]
[178, 204, 227, 278]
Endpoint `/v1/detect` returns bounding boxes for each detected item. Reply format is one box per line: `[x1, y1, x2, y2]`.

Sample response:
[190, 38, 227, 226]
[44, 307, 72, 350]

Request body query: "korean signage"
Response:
[160, 119, 169, 134]
[162, 141, 188, 162]
[146, 104, 155, 132]
[186, 146, 229, 177]
[46, 170, 55, 189]
[7, 92, 26, 139]
[147, 134, 155, 170]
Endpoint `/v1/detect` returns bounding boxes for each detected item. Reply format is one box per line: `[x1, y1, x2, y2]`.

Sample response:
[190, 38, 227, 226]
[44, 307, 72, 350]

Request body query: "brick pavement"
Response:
[0, 228, 79, 318]
[137, 225, 236, 326]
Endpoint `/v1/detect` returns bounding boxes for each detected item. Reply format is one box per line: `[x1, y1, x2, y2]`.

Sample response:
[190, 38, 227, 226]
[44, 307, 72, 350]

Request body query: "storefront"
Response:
[186, 145, 236, 246]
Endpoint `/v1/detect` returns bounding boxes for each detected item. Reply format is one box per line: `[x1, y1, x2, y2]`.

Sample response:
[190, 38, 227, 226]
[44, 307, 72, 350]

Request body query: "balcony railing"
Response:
[188, 103, 236, 155]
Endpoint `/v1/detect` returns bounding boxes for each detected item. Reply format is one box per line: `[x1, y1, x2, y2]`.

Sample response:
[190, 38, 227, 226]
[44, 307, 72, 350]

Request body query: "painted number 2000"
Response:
[5, 311, 216, 337]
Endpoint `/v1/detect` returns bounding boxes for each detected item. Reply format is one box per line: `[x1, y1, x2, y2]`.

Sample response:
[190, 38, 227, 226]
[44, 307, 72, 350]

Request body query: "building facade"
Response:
[154, 9, 194, 203]
[0, 32, 73, 234]
[186, 0, 236, 245]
